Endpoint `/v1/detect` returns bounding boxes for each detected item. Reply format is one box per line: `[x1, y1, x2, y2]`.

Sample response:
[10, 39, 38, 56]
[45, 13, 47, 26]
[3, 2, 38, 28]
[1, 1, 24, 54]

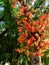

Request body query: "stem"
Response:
[39, 56, 42, 65]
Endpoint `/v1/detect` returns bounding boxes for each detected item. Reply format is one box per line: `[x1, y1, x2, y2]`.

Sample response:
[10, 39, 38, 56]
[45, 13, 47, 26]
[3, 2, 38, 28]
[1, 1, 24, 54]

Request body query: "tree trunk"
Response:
[29, 55, 42, 65]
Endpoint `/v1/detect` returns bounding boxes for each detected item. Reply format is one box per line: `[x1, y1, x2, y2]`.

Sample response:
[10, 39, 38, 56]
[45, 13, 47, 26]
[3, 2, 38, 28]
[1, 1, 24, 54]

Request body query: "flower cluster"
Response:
[9, 0, 49, 57]
[16, 12, 49, 56]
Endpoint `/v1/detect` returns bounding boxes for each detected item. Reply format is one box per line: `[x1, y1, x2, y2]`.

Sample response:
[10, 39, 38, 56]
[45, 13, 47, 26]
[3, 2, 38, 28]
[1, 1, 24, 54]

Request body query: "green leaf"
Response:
[0, 63, 2, 65]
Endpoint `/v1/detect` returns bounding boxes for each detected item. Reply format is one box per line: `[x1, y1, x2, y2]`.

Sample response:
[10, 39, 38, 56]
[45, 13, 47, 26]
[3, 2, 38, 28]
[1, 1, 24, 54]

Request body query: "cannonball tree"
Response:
[8, 0, 49, 65]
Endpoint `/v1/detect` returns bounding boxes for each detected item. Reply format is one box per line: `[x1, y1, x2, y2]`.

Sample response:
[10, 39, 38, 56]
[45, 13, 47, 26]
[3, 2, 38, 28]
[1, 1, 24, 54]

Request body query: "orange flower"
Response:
[39, 28, 43, 32]
[31, 27, 35, 33]
[20, 7, 24, 15]
[25, 50, 30, 56]
[27, 40, 32, 45]
[29, 12, 33, 18]
[18, 37, 25, 43]
[23, 24, 28, 29]
[42, 15, 46, 20]
[20, 48, 25, 52]
[26, 12, 29, 16]
[17, 20, 20, 25]
[40, 14, 47, 21]
[41, 35, 45, 39]
[35, 33, 39, 38]
[26, 46, 29, 49]
[39, 42, 43, 47]
[15, 49, 20, 53]
[45, 41, 49, 46]
[20, 33, 28, 38]
[18, 27, 23, 33]
[27, 37, 34, 45]
[22, 18, 27, 23]
[28, 25, 32, 30]
[31, 37, 35, 41]
[11, 3, 15, 8]
[36, 51, 42, 56]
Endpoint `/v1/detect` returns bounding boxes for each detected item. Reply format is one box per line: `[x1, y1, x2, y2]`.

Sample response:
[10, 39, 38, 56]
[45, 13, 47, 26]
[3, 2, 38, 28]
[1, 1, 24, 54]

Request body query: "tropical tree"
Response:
[0, 0, 49, 65]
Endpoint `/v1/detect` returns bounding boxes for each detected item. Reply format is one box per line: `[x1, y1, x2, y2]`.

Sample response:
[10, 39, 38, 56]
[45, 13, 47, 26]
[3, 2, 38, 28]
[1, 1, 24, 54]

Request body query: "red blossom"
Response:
[11, 3, 15, 8]
[26, 12, 29, 16]
[18, 37, 25, 43]
[15, 49, 20, 53]
[20, 48, 25, 52]
[36, 51, 42, 56]
[45, 41, 49, 46]
[17, 20, 20, 25]
[20, 33, 28, 38]
[41, 35, 45, 39]
[20, 7, 24, 15]
[31, 27, 35, 33]
[27, 40, 32, 45]
[22, 18, 27, 24]
[35, 33, 39, 38]
[27, 37, 34, 45]
[41, 15, 46, 20]
[18, 27, 23, 33]
[39, 42, 43, 47]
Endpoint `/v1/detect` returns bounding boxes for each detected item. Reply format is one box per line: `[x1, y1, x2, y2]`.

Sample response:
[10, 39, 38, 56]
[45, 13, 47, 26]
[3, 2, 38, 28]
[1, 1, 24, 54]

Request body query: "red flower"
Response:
[27, 37, 34, 45]
[39, 42, 43, 47]
[11, 3, 15, 8]
[20, 33, 28, 38]
[27, 40, 32, 45]
[31, 37, 35, 41]
[26, 46, 29, 49]
[23, 23, 29, 29]
[35, 33, 39, 38]
[31, 27, 35, 33]
[17, 20, 20, 25]
[20, 48, 25, 52]
[42, 15, 46, 20]
[15, 49, 20, 53]
[39, 28, 43, 32]
[36, 51, 42, 56]
[18, 36, 25, 44]
[40, 14, 47, 21]
[26, 12, 29, 16]
[18, 27, 23, 33]
[22, 18, 27, 23]
[41, 35, 45, 39]
[45, 41, 49, 46]
[20, 7, 24, 15]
